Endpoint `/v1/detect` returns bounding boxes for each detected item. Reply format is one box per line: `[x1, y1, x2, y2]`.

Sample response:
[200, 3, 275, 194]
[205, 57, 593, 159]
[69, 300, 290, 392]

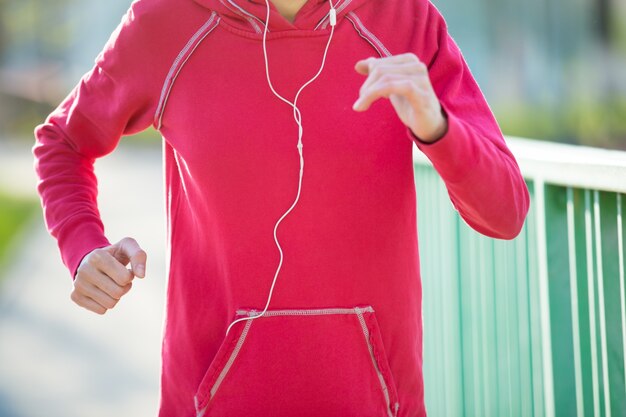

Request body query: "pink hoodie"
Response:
[33, 0, 529, 415]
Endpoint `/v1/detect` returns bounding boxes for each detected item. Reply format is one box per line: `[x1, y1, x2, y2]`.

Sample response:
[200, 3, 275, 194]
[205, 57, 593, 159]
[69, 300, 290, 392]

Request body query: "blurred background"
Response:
[0, 0, 625, 416]
[1, 0, 625, 147]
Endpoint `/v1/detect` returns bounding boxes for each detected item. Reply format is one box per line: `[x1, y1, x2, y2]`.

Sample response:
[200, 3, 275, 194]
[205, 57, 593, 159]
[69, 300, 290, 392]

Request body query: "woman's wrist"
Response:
[411, 110, 449, 144]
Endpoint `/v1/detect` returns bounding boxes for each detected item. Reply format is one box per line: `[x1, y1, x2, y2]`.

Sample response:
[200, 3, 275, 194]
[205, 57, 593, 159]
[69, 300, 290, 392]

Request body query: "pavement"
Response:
[0, 138, 166, 417]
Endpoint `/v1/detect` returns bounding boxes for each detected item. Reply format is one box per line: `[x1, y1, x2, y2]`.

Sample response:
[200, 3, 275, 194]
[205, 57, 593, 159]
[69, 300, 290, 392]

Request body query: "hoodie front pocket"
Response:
[194, 306, 399, 417]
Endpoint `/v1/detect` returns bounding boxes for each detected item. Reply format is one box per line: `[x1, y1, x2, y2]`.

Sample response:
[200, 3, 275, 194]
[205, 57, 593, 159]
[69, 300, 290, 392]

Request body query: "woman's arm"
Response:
[32, 1, 171, 313]
[352, 3, 529, 239]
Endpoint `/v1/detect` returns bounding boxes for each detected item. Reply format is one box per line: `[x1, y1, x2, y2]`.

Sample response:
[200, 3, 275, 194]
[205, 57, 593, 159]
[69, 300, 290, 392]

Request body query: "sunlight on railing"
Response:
[414, 137, 626, 417]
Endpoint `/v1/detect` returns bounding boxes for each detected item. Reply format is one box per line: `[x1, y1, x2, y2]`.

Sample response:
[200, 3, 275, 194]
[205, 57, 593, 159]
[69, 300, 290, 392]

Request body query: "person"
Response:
[33, 0, 530, 415]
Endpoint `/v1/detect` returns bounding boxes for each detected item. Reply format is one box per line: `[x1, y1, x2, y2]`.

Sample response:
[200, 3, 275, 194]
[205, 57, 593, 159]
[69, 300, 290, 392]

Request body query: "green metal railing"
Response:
[414, 137, 626, 417]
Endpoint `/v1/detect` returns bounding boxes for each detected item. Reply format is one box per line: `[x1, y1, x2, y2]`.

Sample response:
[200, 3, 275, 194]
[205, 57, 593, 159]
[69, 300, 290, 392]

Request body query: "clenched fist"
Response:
[72, 237, 147, 315]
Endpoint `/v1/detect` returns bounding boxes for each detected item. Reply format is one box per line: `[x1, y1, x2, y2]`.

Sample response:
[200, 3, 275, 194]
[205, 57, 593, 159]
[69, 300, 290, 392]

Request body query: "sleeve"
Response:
[408, 1, 530, 239]
[32, 1, 161, 277]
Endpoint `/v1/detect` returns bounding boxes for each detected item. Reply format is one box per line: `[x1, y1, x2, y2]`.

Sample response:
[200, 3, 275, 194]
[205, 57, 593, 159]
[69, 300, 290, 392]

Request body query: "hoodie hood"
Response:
[192, 0, 370, 33]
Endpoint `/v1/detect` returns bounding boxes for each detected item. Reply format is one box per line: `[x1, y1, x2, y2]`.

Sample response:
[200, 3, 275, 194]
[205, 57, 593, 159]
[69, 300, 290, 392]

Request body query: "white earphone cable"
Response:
[226, 0, 336, 336]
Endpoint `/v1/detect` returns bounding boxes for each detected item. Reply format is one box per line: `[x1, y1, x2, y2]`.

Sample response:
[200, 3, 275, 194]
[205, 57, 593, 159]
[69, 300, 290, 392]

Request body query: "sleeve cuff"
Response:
[407, 109, 479, 183]
[57, 219, 110, 279]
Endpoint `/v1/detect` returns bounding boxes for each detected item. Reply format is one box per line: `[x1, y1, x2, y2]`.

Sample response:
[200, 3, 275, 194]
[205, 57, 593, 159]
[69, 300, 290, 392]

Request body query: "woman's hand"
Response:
[353, 53, 448, 143]
[72, 237, 147, 315]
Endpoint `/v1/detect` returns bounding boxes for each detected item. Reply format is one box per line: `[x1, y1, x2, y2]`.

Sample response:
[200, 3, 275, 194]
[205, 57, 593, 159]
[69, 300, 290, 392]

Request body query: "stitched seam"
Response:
[316, 0, 353, 29]
[155, 13, 218, 126]
[247, 16, 262, 34]
[314, 0, 344, 30]
[355, 308, 395, 417]
[229, 0, 264, 32]
[346, 11, 392, 57]
[210, 320, 252, 397]
[221, 0, 264, 33]
[320, 0, 354, 29]
[346, 14, 383, 57]
[155, 13, 220, 129]
[236, 306, 375, 317]
[196, 319, 253, 415]
[314, 14, 328, 30]
[194, 397, 206, 417]
[211, 319, 252, 397]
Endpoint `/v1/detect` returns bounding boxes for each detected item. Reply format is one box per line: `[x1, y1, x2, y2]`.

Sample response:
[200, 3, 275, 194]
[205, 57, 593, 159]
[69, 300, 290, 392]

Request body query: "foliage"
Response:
[1, 0, 626, 151]
[612, 2, 626, 56]
[0, 191, 39, 279]
[495, 98, 626, 150]
[2, 96, 52, 139]
[0, 0, 75, 65]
